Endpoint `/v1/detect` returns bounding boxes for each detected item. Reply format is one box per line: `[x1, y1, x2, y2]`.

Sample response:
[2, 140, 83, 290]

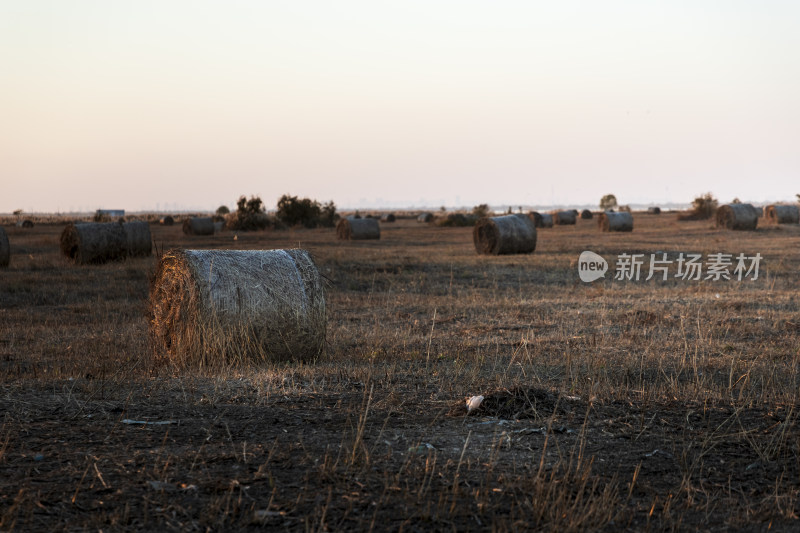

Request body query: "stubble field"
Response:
[1, 213, 799, 531]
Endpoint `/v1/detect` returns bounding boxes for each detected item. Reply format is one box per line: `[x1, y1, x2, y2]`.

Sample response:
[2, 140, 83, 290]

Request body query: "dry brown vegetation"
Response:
[1, 214, 800, 531]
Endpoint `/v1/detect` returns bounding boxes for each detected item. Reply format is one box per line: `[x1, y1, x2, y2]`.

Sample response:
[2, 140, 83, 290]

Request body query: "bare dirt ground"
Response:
[1, 214, 799, 531]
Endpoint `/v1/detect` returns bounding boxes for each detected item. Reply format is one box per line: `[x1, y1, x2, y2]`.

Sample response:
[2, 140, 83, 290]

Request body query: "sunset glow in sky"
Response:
[2, 1, 799, 212]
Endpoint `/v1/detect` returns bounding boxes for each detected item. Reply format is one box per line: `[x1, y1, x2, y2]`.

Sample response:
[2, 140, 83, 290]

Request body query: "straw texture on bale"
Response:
[182, 217, 215, 236]
[716, 204, 758, 231]
[159, 216, 174, 226]
[648, 207, 661, 215]
[473, 214, 537, 255]
[765, 205, 799, 224]
[123, 221, 152, 257]
[336, 217, 380, 240]
[60, 222, 127, 264]
[551, 210, 577, 225]
[580, 209, 593, 220]
[598, 211, 634, 232]
[380, 213, 396, 222]
[0, 227, 9, 268]
[150, 248, 326, 366]
[417, 213, 434, 223]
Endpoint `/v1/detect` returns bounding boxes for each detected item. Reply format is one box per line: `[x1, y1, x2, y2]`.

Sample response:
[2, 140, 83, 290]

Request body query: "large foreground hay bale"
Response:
[551, 210, 577, 225]
[0, 227, 9, 267]
[473, 214, 537, 255]
[417, 213, 434, 223]
[123, 221, 152, 257]
[183, 217, 215, 236]
[765, 205, 799, 224]
[716, 204, 758, 231]
[598, 211, 634, 232]
[60, 222, 127, 264]
[150, 249, 326, 366]
[336, 217, 380, 240]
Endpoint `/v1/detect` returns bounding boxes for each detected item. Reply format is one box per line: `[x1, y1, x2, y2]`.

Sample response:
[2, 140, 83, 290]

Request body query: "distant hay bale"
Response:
[213, 221, 224, 233]
[417, 213, 434, 223]
[528, 212, 553, 228]
[598, 211, 634, 232]
[159, 216, 174, 226]
[336, 217, 380, 240]
[716, 204, 758, 231]
[123, 221, 152, 257]
[551, 210, 577, 225]
[580, 209, 593, 220]
[648, 207, 661, 215]
[149, 248, 326, 366]
[0, 227, 9, 268]
[60, 222, 127, 264]
[182, 217, 215, 236]
[16, 219, 34, 228]
[765, 205, 799, 224]
[380, 213, 396, 223]
[473, 214, 537, 255]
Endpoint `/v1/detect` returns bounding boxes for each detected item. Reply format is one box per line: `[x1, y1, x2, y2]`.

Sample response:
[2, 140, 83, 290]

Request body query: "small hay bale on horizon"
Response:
[149, 248, 326, 367]
[159, 216, 175, 226]
[60, 222, 127, 264]
[123, 221, 152, 257]
[380, 213, 396, 223]
[473, 214, 537, 255]
[183, 217, 215, 236]
[580, 209, 593, 220]
[716, 204, 758, 231]
[551, 210, 577, 225]
[0, 227, 9, 268]
[528, 212, 553, 228]
[336, 217, 380, 240]
[598, 211, 634, 232]
[765, 204, 799, 224]
[417, 213, 434, 223]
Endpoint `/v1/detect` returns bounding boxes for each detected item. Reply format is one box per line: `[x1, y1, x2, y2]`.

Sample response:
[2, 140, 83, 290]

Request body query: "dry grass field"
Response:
[1, 213, 800, 531]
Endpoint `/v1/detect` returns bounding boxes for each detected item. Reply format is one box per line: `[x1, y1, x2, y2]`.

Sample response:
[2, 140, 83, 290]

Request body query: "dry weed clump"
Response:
[149, 248, 326, 368]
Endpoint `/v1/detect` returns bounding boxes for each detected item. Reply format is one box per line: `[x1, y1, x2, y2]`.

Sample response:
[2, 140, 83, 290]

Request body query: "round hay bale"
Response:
[16, 219, 34, 228]
[551, 210, 577, 225]
[0, 227, 9, 268]
[60, 222, 127, 264]
[123, 221, 152, 257]
[580, 209, 593, 220]
[336, 217, 380, 240]
[528, 211, 553, 228]
[473, 214, 537, 255]
[647, 207, 661, 215]
[213, 221, 224, 233]
[765, 205, 799, 224]
[417, 213, 434, 223]
[182, 217, 215, 236]
[380, 213, 396, 223]
[716, 204, 758, 231]
[159, 215, 175, 226]
[598, 211, 634, 232]
[150, 249, 325, 366]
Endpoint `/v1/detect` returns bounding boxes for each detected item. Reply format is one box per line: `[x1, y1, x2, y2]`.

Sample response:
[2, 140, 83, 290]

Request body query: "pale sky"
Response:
[2, 1, 799, 213]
